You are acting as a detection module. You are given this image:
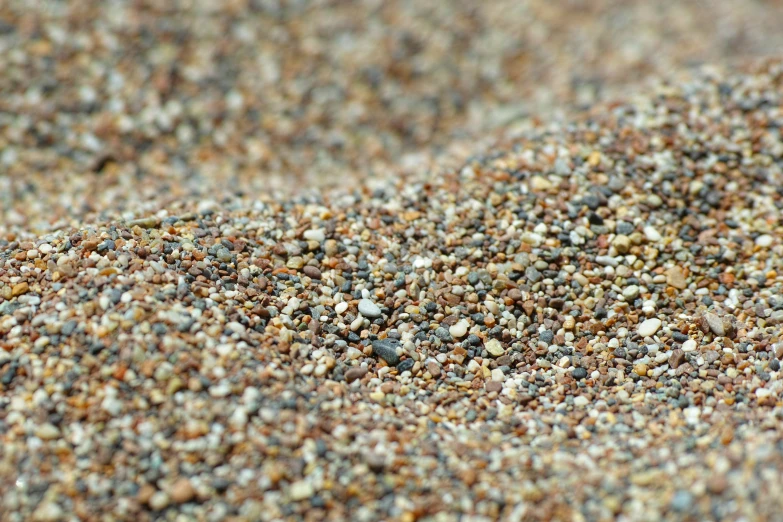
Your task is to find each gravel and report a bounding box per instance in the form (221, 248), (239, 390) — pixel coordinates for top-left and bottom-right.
(2, 3), (783, 521)
(4, 1), (783, 237)
(358, 299), (382, 319)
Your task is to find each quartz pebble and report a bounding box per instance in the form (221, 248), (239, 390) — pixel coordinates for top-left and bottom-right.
(755, 234), (773, 247)
(682, 339), (698, 352)
(638, 318), (662, 338)
(643, 226), (662, 242)
(449, 320), (469, 339)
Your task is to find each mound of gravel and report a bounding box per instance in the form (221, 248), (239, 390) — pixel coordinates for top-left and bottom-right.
(2, 60), (783, 521)
(4, 0), (783, 235)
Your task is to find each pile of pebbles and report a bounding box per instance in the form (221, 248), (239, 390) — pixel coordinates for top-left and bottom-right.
(4, 0), (783, 236)
(2, 61), (783, 520)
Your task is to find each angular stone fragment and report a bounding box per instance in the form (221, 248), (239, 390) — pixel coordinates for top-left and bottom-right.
(704, 312), (725, 336)
(485, 339), (505, 357)
(665, 267), (687, 289)
(669, 349), (686, 369)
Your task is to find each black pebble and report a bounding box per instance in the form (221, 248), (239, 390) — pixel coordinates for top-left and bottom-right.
(588, 212), (604, 225)
(572, 367), (588, 380)
(397, 359), (415, 373)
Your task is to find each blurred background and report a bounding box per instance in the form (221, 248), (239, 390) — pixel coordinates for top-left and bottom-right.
(2, 0), (783, 233)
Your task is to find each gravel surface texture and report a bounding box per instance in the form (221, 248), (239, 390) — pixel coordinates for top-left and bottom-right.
(2, 2), (783, 522)
(3, 62), (783, 521)
(3, 0), (783, 235)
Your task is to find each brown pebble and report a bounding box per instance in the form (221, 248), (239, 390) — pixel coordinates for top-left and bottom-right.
(706, 475), (728, 495)
(669, 349), (686, 369)
(507, 289), (522, 301)
(169, 478), (195, 504)
(486, 381), (502, 393)
(344, 366), (368, 383)
(303, 265), (322, 279)
(137, 484), (156, 505)
(82, 240), (100, 251)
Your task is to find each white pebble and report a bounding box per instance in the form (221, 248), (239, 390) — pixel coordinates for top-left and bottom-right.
(227, 321), (245, 335)
(638, 318), (662, 337)
(449, 320), (468, 338)
(102, 396), (123, 416)
(755, 234), (773, 247)
(643, 226), (662, 242)
(573, 396), (589, 407)
(622, 285), (640, 300)
(289, 480), (314, 501)
(303, 229), (325, 242)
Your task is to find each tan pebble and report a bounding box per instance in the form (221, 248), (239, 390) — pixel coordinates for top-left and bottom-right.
(169, 478), (196, 504)
(665, 266), (687, 289)
(35, 423), (60, 440)
(530, 176), (553, 191)
(324, 240), (339, 257)
(32, 501), (63, 522)
(286, 256), (304, 269)
(485, 339), (505, 357)
(138, 484), (156, 505)
(12, 282), (29, 297)
(612, 235), (631, 254)
(704, 312), (725, 337)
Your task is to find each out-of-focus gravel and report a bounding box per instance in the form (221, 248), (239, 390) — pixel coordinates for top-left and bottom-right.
(3, 0), (783, 235)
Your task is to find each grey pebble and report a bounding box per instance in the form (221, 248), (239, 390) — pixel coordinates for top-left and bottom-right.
(358, 299), (382, 318)
(371, 339), (400, 366)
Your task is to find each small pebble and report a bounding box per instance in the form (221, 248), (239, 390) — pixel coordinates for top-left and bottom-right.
(371, 339), (400, 366)
(638, 318), (662, 338)
(358, 299), (382, 318)
(449, 320), (469, 339)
